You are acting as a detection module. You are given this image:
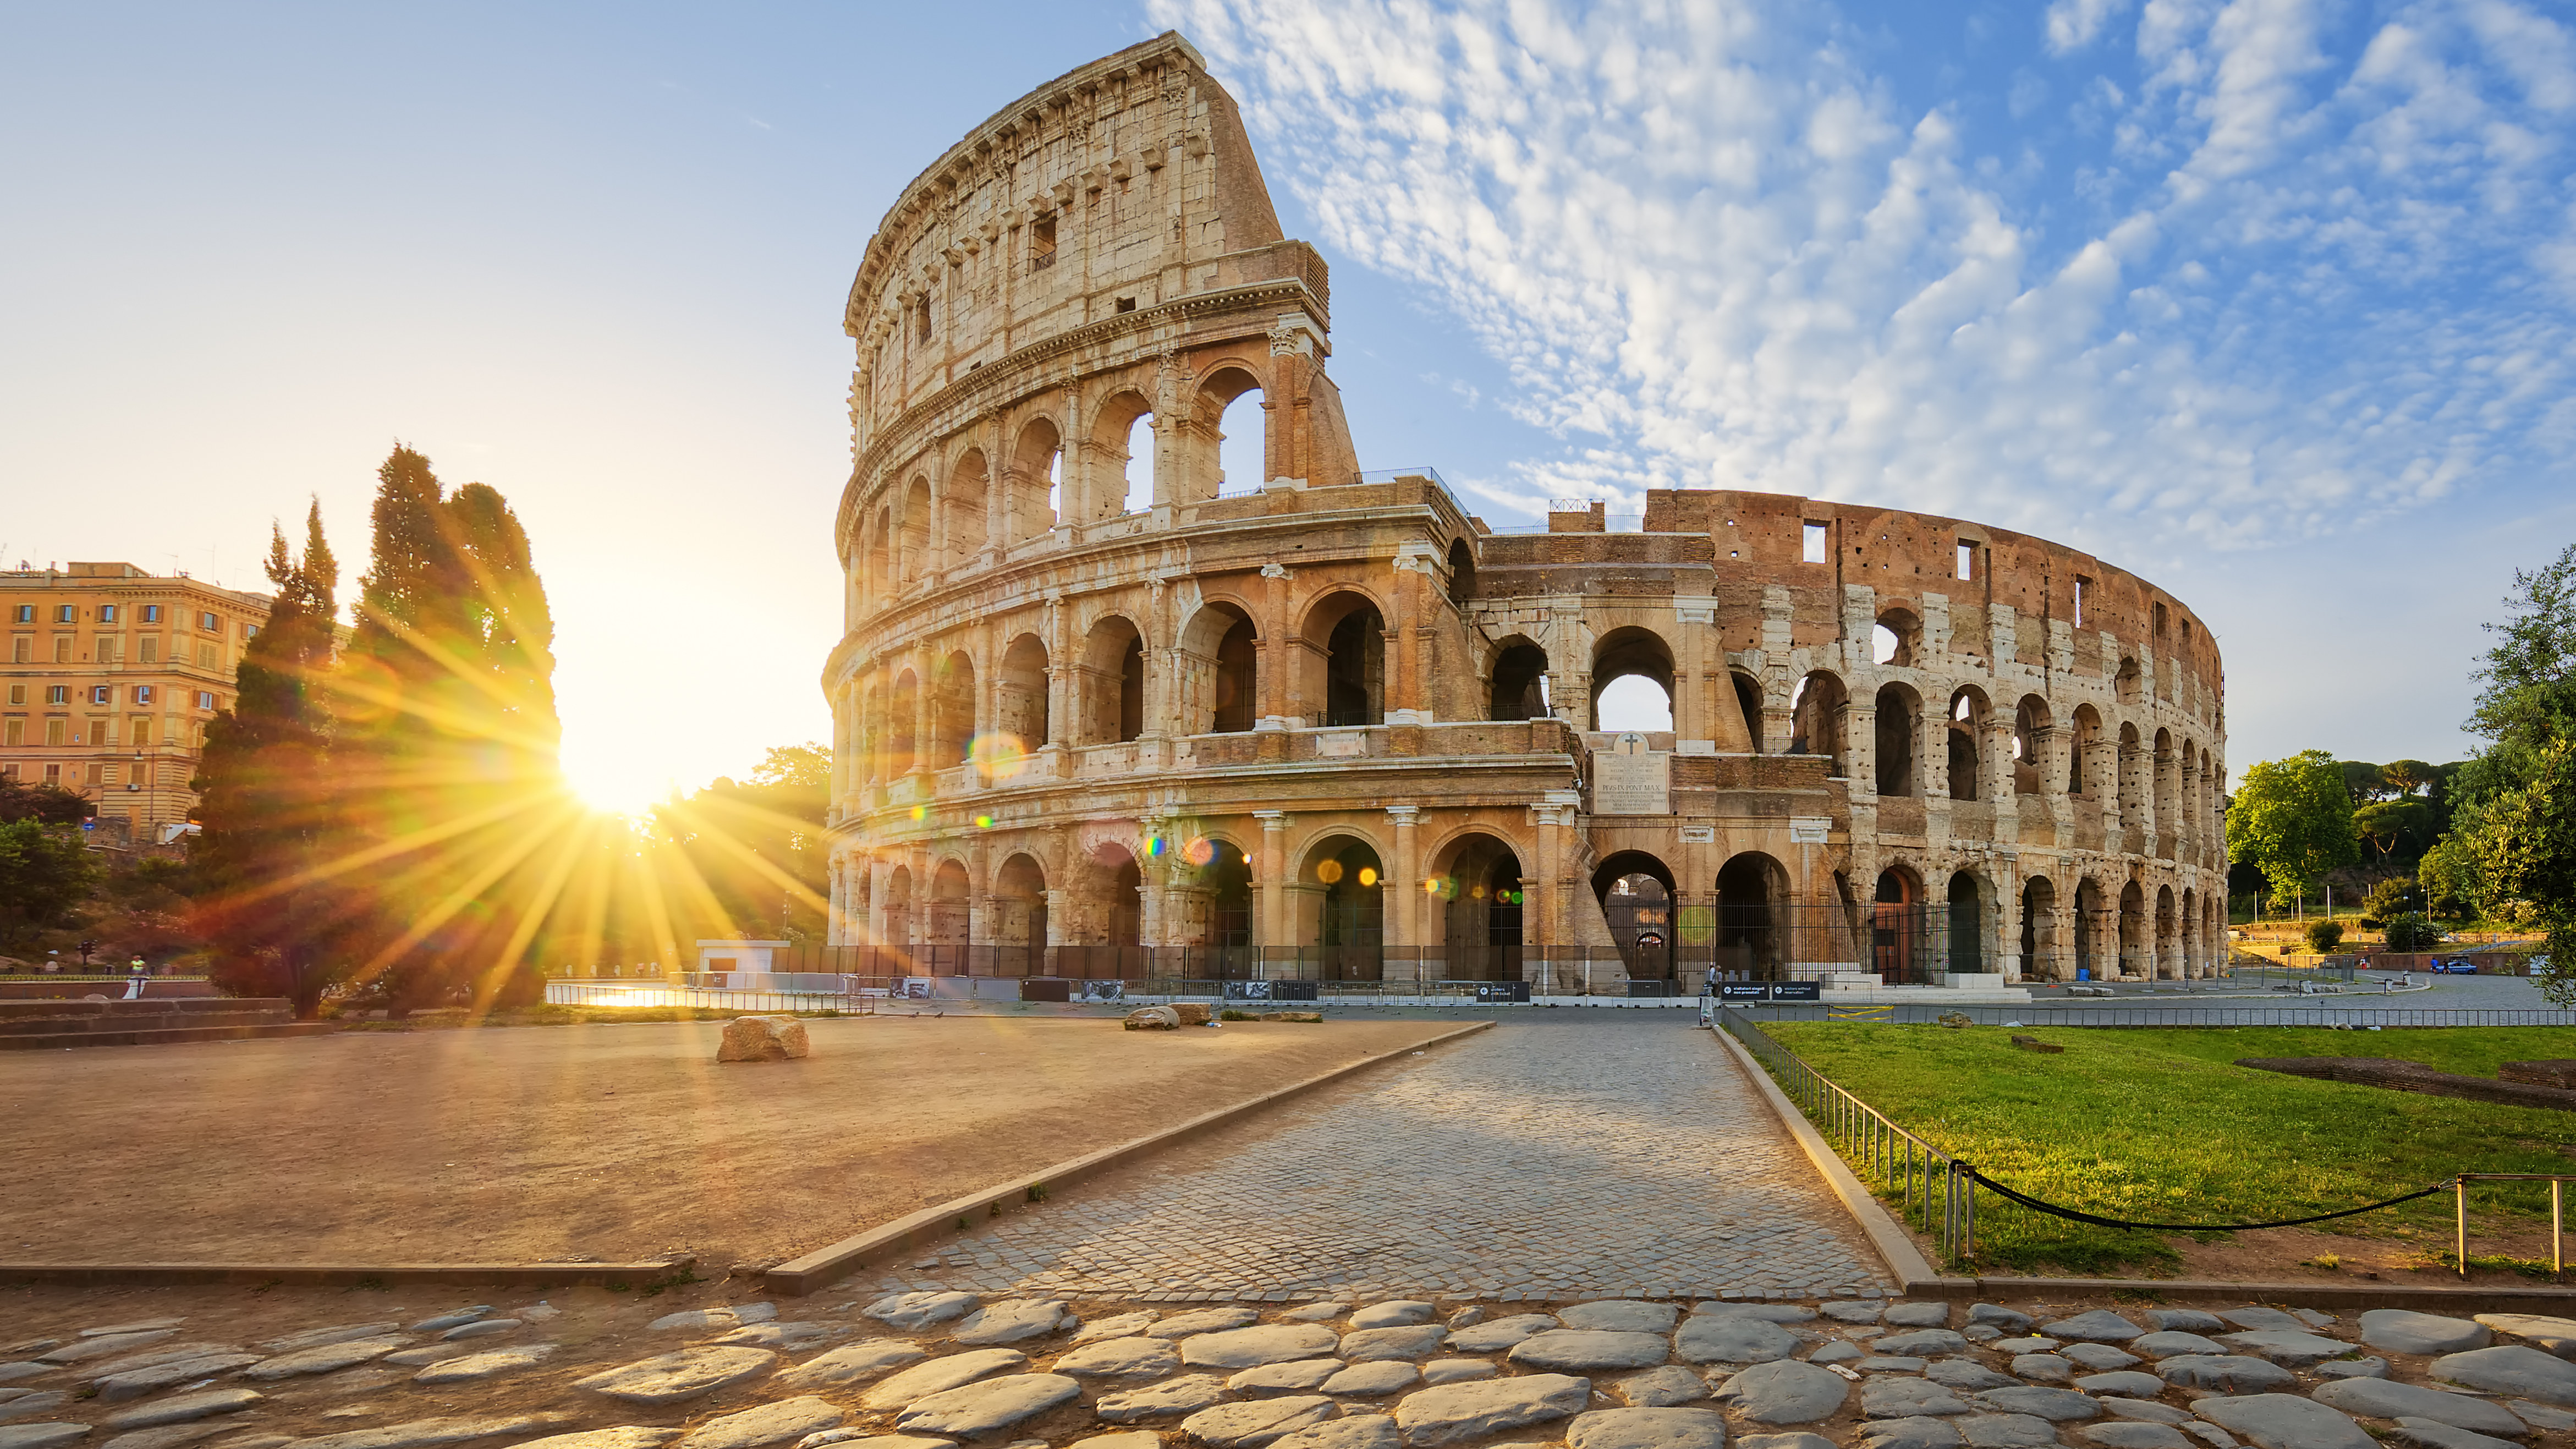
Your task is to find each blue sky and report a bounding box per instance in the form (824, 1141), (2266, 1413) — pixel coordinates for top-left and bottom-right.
(4, 1), (2571, 807)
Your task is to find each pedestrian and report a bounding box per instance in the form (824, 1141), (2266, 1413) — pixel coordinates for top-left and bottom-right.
(123, 958), (148, 1000)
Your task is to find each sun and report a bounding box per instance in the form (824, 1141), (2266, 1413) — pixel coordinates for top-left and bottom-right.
(562, 750), (676, 818)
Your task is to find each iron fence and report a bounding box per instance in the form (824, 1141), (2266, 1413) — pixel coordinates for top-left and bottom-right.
(1728, 1002), (2576, 1028)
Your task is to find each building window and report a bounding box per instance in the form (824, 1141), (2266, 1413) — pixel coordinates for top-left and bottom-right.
(100, 604), (118, 623)
(196, 691), (216, 710)
(90, 685), (112, 705)
(199, 611), (218, 630)
(45, 720), (66, 747)
(1115, 296), (1137, 313)
(2074, 575), (2090, 628)
(47, 686), (69, 705)
(95, 634), (120, 662)
(134, 685), (153, 705)
(43, 763), (61, 783)
(138, 636), (157, 663)
(13, 605), (31, 623)
(2, 720), (19, 747)
(53, 636), (71, 662)
(9, 637), (25, 663)
(55, 605), (74, 624)
(6, 684), (21, 704)
(196, 643), (216, 668)
(1031, 216), (1057, 271)
(1803, 522), (1828, 563)
(141, 605), (161, 623)
(131, 716), (153, 747)
(1957, 541), (1975, 581)
(244, 623), (259, 639)
(1, 759), (14, 776)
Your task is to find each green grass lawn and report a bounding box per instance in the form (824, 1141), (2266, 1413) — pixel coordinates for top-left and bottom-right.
(1760, 1022), (2576, 1275)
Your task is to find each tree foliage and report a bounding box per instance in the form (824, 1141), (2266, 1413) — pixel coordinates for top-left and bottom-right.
(0, 777), (95, 825)
(2228, 750), (2360, 899)
(2469, 736), (2576, 1003)
(0, 819), (98, 945)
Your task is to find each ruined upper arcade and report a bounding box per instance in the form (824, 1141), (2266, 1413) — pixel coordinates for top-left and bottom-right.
(821, 32), (2229, 993)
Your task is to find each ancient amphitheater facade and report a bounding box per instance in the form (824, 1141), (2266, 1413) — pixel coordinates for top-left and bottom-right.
(822, 34), (2227, 992)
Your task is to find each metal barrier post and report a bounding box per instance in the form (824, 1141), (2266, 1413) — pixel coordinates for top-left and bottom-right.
(2456, 1178), (2468, 1278)
(2558, 1179), (2565, 1280)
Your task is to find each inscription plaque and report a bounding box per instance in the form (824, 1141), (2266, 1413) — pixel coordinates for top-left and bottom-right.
(1593, 732), (1671, 815)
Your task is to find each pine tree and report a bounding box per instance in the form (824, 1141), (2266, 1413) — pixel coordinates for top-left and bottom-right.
(190, 501), (343, 1017)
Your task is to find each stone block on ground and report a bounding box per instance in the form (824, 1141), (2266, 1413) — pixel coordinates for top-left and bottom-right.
(243, 1337), (414, 1381)
(1095, 1375), (1228, 1423)
(1178, 1395), (1339, 1449)
(2132, 1333), (2226, 1360)
(1823, 1303), (1890, 1324)
(1855, 1417), (1963, 1449)
(513, 1433), (682, 1449)
(1230, 1360), (1344, 1395)
(2065, 1343), (2141, 1371)
(2191, 1395), (2375, 1449)
(437, 1320), (517, 1342)
(1322, 1363), (1418, 1396)
(0, 1428), (94, 1449)
(1184, 1325), (1343, 1369)
(102, 1424), (248, 1449)
(2042, 1313), (2145, 1343)
(1443, 1315), (1558, 1353)
(2510, 1401), (2576, 1431)
(406, 1310), (489, 1334)
(98, 1393), (260, 1434)
(412, 1346), (557, 1385)
(1925, 1362), (2017, 1392)
(1283, 1306), (1350, 1325)
(1697, 1304), (1818, 1324)
(2009, 1355), (2071, 1384)
(1563, 1407), (1728, 1449)
(1508, 1331), (1670, 1371)
(861, 1294), (977, 1332)
(859, 1351), (1029, 1412)
(1392, 1375), (1590, 1447)
(1615, 1366), (1710, 1407)
(1861, 1379), (1972, 1419)
(2475, 1315), (2576, 1360)
(1350, 1303), (1437, 1330)
(2314, 1360), (2387, 1381)
(1885, 1305), (1952, 1329)
(1973, 1387), (2100, 1422)
(2155, 1357), (2299, 1393)
(1053, 1337), (1180, 1381)
(1074, 1313), (1160, 1344)
(1872, 1332), (1971, 1357)
(1266, 1417), (1400, 1449)
(2146, 1311), (2227, 1335)
(1561, 1303), (1683, 1335)
(93, 1355), (262, 1402)
(2431, 1345), (2576, 1406)
(279, 1413), (574, 1449)
(2099, 1401), (2192, 1425)
(0, 1399), (64, 1428)
(258, 1324), (399, 1355)
(2079, 1425), (2193, 1449)
(40, 1331), (178, 1364)
(1968, 1307), (2033, 1332)
(1957, 1414), (2058, 1448)
(1339, 1327), (1448, 1363)
(895, 1374), (1082, 1439)
(1151, 1309), (1265, 1338)
(1676, 1316), (1798, 1365)
(574, 1347), (778, 1406)
(2216, 1332), (2359, 1368)
(2310, 1378), (2527, 1436)
(1171, 1002), (1213, 1025)
(949, 1301), (1071, 1347)
(2216, 1311), (2308, 1333)
(711, 1324), (844, 1353)
(1419, 1360), (1492, 1387)
(1069, 1435), (1162, 1449)
(1124, 1007), (1181, 1031)
(1808, 1343), (1863, 1366)
(717, 1015), (809, 1061)
(650, 1304), (778, 1333)
(1739, 1435), (1836, 1449)
(2358, 1313), (2488, 1357)
(682, 1398), (847, 1449)
(1714, 1361), (1850, 1424)
(2383, 1421), (2519, 1449)
(776, 1340), (927, 1391)
(2077, 1373), (2168, 1398)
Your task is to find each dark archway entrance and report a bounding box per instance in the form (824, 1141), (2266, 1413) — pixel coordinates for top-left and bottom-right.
(1873, 868), (1931, 985)
(1716, 852), (1788, 980)
(1303, 835), (1385, 980)
(1594, 851), (1676, 983)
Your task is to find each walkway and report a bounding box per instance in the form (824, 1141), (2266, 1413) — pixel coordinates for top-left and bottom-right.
(864, 1017), (1893, 1303)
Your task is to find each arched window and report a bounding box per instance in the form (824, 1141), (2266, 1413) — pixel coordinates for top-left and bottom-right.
(1446, 539), (1476, 606)
(1874, 607), (1920, 667)
(1591, 627), (1676, 733)
(1732, 673), (1765, 753)
(1875, 683), (1919, 797)
(1218, 386), (1265, 490)
(887, 671), (919, 776)
(1011, 418), (1062, 542)
(1304, 592), (1385, 727)
(931, 650), (976, 768)
(996, 634), (1050, 755)
(1788, 672), (1848, 775)
(1123, 411), (1155, 514)
(946, 451), (989, 567)
(1490, 640), (1550, 721)
(1091, 389), (1154, 523)
(1947, 688), (1987, 800)
(1178, 602), (1259, 734)
(901, 476), (932, 578)
(1081, 617), (1146, 744)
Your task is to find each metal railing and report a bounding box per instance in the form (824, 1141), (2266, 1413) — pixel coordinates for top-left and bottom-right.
(1718, 1008), (1976, 1266)
(1727, 1002), (2576, 1028)
(2457, 1175), (2574, 1278)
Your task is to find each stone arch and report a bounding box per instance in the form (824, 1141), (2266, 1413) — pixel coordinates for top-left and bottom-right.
(1301, 588), (1387, 727)
(1067, 840), (1144, 951)
(1009, 416), (1062, 542)
(1176, 599), (1259, 735)
(1947, 869), (1988, 974)
(1715, 850), (1792, 980)
(1590, 626), (1676, 732)
(1489, 636), (1550, 721)
(1446, 538), (1476, 607)
(996, 633), (1050, 755)
(1189, 363), (1266, 500)
(1875, 682), (1921, 797)
(866, 503), (891, 603)
(2069, 703), (2103, 795)
(1427, 830), (1525, 982)
(2155, 882), (2179, 979)
(927, 858), (973, 953)
(2119, 879), (2147, 978)
(1176, 833), (1255, 963)
(887, 669), (920, 776)
(1089, 387), (1155, 523)
(2154, 726), (2176, 823)
(901, 475), (932, 578)
(1874, 606), (1921, 667)
(2013, 694), (2051, 795)
(2178, 884), (2198, 977)
(930, 649), (976, 769)
(991, 853), (1050, 971)
(2116, 655), (2143, 705)
(1732, 672), (1766, 754)
(2020, 875), (2059, 979)
(882, 864), (914, 951)
(1079, 614), (1146, 744)
(945, 448), (990, 567)
(1297, 831), (1386, 979)
(1789, 671), (1849, 775)
(1872, 865), (1932, 985)
(1593, 850), (1677, 983)
(1947, 685), (1991, 800)
(2073, 874), (2110, 979)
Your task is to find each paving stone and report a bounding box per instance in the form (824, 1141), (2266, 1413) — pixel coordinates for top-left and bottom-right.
(1151, 1309), (1265, 1338)
(1676, 1318), (1798, 1365)
(2382, 1421), (2518, 1449)
(1229, 1361), (1342, 1395)
(2078, 1424), (2191, 1449)
(795, 1436), (948, 1449)
(1068, 1434), (1161, 1449)
(680, 1398), (847, 1449)
(1185, 1326), (1344, 1370)
(39, 1331), (179, 1365)
(2154, 1358), (2299, 1393)
(951, 1301), (1071, 1347)
(260, 1325), (400, 1355)
(1926, 1362), (2018, 1392)
(574, 1347), (779, 1406)
(1053, 1337), (1180, 1381)
(90, 1345), (246, 1379)
(1993, 1340), (2062, 1356)
(2184, 1422), (2237, 1448)
(1885, 1305), (1952, 1329)
(1508, 1331), (1670, 1371)
(779, 1341), (927, 1392)
(1957, 1414), (2058, 1448)
(2043, 1314), (2145, 1343)
(84, 1323), (186, 1341)
(1738, 1435), (1835, 1449)
(1324, 1363), (1419, 1396)
(2097, 1402), (2191, 1425)
(2309, 1378), (2527, 1436)
(512, 1432), (683, 1449)
(101, 1424), (245, 1449)
(2215, 1333), (2358, 1368)
(280, 1413), (574, 1449)
(2509, 1400), (2576, 1431)
(711, 1324), (845, 1353)
(860, 1294), (979, 1332)
(1419, 1360), (1491, 1387)
(95, 1356), (263, 1402)
(1714, 1359), (1852, 1424)
(1809, 1344), (1863, 1366)
(1339, 1329), (1449, 1364)
(2431, 1345), (2576, 1405)
(1560, 1304), (1682, 1335)
(895, 1374), (1082, 1438)
(1863, 1379), (1973, 1419)
(1825, 1304), (1891, 1325)
(1266, 1416), (1399, 1449)
(1284, 1307), (1351, 1326)
(859, 1352), (1030, 1412)
(1963, 1328), (2003, 1344)
(2064, 1344), (2140, 1372)
(243, 1338), (415, 1381)
(1350, 1304), (1437, 1331)
(2215, 1311), (2307, 1334)
(1392, 1375), (1589, 1448)
(1854, 1417), (1964, 1449)
(1179, 1395), (1340, 1449)
(2355, 1313), (2489, 1358)
(0, 1398), (66, 1425)
(0, 1427), (93, 1449)
(385, 1348), (463, 1367)
(1443, 1316), (1558, 1354)
(1974, 1388), (2100, 1423)
(2190, 1396), (2374, 1449)
(2130, 1335), (2225, 1360)
(2012, 1356), (2073, 1384)
(1700, 1305), (1818, 1324)
(1874, 1332), (1972, 1357)
(406, 1310), (490, 1334)
(2475, 1315), (2576, 1360)
(436, 1321), (516, 1342)
(1859, 1360), (1927, 1375)
(411, 1347), (556, 1385)
(2145, 1313), (2226, 1335)
(1073, 1313), (1159, 1344)
(1563, 1407), (1727, 1449)
(1096, 1374), (1229, 1420)
(2078, 1373), (2166, 1399)
(0, 1370), (45, 1388)
(2313, 1360), (2386, 1382)
(1614, 1366), (1708, 1407)
(1969, 1308), (2034, 1332)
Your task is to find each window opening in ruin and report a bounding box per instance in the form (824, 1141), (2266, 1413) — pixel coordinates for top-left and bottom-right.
(1597, 857), (1674, 981)
(1047, 448), (1063, 521)
(1594, 676), (1671, 732)
(915, 299), (932, 344)
(1874, 684), (1918, 796)
(1031, 216), (1057, 271)
(1490, 642), (1548, 721)
(1716, 853), (1785, 979)
(1948, 873), (1984, 972)
(1218, 387), (1265, 490)
(1122, 413), (1155, 514)
(1211, 613), (1257, 733)
(1115, 296), (1136, 313)
(1803, 522), (1828, 562)
(1446, 539), (1476, 606)
(1872, 869), (1926, 984)
(2074, 575), (2090, 627)
(998, 634), (1049, 755)
(936, 652), (977, 767)
(1324, 602), (1386, 727)
(1312, 838), (1385, 979)
(1872, 625), (1900, 666)
(1197, 839), (1254, 963)
(1957, 541), (1974, 580)
(1117, 633), (1144, 740)
(1732, 673), (1765, 752)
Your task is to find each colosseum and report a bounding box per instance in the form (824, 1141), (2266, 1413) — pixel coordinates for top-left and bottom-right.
(821, 32), (2228, 998)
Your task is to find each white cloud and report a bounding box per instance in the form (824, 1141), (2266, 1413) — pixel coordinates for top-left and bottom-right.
(2047, 0), (2135, 54)
(1152, 0), (2576, 551)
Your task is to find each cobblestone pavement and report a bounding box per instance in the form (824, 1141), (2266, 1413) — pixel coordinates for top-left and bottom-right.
(871, 1018), (1893, 1303)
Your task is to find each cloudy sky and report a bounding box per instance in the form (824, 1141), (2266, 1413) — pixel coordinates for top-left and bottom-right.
(5, 1), (2570, 807)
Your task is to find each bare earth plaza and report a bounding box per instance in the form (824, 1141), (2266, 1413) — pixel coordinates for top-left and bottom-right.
(13, 20), (2576, 1449)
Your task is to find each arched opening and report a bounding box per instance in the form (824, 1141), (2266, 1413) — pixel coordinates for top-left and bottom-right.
(902, 476), (932, 578)
(887, 670), (919, 776)
(1872, 868), (1929, 985)
(1445, 539), (1476, 606)
(931, 650), (976, 769)
(2119, 880), (2147, 978)
(2154, 727), (2176, 822)
(1010, 417), (1062, 542)
(2073, 876), (2106, 979)
(1189, 837), (1254, 969)
(1591, 627), (1676, 732)
(996, 634), (1050, 758)
(1062, 842), (1143, 975)
(927, 859), (972, 964)
(2069, 704), (2102, 795)
(1123, 413), (1155, 514)
(946, 451), (989, 567)
(1431, 833), (1525, 982)
(2013, 695), (2051, 795)
(1489, 639), (1550, 721)
(1299, 834), (1385, 980)
(1217, 385), (1266, 491)
(1875, 683), (1920, 797)
(991, 854), (1048, 975)
(1716, 852), (1788, 980)
(1947, 872), (1984, 974)
(1080, 616), (1146, 744)
(1303, 591), (1386, 727)
(866, 506), (891, 602)
(1732, 673), (1766, 753)
(1874, 607), (1920, 667)
(1593, 851), (1676, 983)
(2021, 876), (2058, 980)
(1178, 602), (1259, 735)
(1092, 390), (1154, 522)
(1948, 687), (1988, 800)
(882, 865), (913, 951)
(2116, 656), (2143, 705)
(1789, 671), (1849, 775)
(2155, 883), (2178, 979)
(2118, 722), (2144, 832)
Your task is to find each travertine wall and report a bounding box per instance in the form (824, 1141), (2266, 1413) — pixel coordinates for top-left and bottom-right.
(822, 32), (2228, 986)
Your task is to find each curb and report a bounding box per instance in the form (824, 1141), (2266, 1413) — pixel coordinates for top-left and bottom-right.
(0, 1259), (695, 1289)
(1708, 1022), (1937, 1288)
(762, 1018), (1497, 1296)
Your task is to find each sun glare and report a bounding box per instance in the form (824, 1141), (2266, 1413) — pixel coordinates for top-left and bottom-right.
(564, 750), (676, 817)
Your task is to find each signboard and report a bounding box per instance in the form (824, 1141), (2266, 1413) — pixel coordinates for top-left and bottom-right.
(1474, 981), (1531, 1003)
(1223, 979), (1320, 1001)
(1678, 825), (1715, 843)
(1789, 816), (1832, 844)
(1718, 983), (1769, 1001)
(1772, 980), (1822, 1001)
(1077, 980), (1127, 1003)
(1594, 733), (1671, 815)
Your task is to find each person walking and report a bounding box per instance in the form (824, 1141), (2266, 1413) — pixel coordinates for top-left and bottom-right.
(123, 958), (148, 1000)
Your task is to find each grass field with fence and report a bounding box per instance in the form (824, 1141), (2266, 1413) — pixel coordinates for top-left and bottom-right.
(1763, 1020), (2576, 1275)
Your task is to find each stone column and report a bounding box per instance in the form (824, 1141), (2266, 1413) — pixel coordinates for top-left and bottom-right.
(1847, 702), (1878, 797)
(1255, 810), (1289, 948)
(1993, 859), (2020, 981)
(867, 859), (894, 954)
(1530, 798), (1564, 986)
(1386, 805), (1421, 969)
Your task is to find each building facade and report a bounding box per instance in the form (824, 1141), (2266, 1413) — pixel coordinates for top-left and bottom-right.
(820, 33), (2228, 990)
(2, 562), (270, 838)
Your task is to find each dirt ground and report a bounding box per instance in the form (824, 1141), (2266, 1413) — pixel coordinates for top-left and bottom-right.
(1, 1015), (1457, 1270)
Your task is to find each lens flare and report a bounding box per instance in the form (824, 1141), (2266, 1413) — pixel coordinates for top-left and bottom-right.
(1422, 876), (1443, 895)
(1182, 836), (1216, 867)
(969, 732), (1028, 782)
(1357, 865), (1378, 887)
(1316, 859), (1344, 884)
(974, 814), (994, 828)
(1144, 836), (1166, 857)
(909, 804), (927, 821)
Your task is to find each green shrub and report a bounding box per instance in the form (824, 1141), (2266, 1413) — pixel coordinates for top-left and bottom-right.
(2384, 914), (2442, 952)
(2305, 919), (2346, 954)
